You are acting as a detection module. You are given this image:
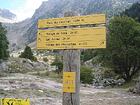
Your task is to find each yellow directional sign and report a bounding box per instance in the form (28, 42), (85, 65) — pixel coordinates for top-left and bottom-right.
(63, 72), (76, 93)
(1, 98), (30, 105)
(38, 14), (106, 28)
(37, 27), (106, 49)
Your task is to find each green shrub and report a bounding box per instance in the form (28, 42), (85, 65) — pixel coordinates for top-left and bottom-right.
(51, 61), (63, 74)
(81, 50), (95, 62)
(32, 56), (37, 62)
(0, 23), (9, 60)
(43, 57), (48, 62)
(51, 56), (63, 74)
(80, 66), (94, 84)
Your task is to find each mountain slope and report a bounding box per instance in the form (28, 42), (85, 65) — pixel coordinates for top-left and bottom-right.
(5, 0), (140, 50)
(0, 9), (16, 23)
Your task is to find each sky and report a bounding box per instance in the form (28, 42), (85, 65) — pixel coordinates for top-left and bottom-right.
(0, 0), (48, 21)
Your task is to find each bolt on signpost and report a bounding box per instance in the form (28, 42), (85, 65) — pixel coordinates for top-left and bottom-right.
(37, 11), (106, 105)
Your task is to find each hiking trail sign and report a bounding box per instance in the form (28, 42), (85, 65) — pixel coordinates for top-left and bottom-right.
(37, 14), (106, 49)
(37, 12), (106, 105)
(37, 27), (106, 49)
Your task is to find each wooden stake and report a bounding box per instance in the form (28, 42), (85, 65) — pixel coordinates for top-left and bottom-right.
(63, 12), (80, 105)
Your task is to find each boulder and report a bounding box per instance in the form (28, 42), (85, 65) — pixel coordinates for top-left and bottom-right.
(131, 79), (140, 94)
(0, 61), (9, 71)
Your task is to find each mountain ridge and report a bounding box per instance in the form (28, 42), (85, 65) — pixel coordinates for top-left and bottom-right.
(0, 9), (16, 23)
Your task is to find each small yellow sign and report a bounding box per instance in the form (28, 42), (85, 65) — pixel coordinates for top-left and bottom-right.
(1, 98), (30, 105)
(37, 27), (106, 49)
(63, 72), (76, 93)
(38, 14), (106, 28)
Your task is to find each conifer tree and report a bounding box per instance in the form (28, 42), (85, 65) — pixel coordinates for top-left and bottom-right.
(20, 46), (37, 61)
(0, 23), (9, 60)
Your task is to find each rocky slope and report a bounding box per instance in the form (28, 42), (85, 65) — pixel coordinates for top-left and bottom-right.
(5, 0), (140, 49)
(0, 58), (49, 73)
(4, 19), (32, 51)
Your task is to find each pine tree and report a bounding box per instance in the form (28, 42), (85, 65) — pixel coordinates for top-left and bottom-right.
(0, 23), (9, 60)
(19, 46), (37, 61)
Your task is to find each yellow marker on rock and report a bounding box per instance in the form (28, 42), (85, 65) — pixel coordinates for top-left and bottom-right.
(1, 98), (30, 105)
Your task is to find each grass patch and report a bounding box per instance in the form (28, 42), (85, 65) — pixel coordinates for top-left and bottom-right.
(0, 72), (8, 77)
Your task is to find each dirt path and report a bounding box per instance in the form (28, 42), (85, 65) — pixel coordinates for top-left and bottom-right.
(0, 73), (140, 105)
(81, 87), (140, 105)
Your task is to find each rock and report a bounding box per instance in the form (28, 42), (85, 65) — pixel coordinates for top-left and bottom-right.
(133, 81), (140, 94)
(38, 90), (44, 93)
(9, 80), (15, 84)
(6, 58), (49, 72)
(93, 78), (125, 88)
(0, 61), (9, 71)
(87, 62), (125, 88)
(32, 62), (48, 70)
(30, 83), (39, 89)
(116, 79), (125, 86)
(84, 59), (94, 68)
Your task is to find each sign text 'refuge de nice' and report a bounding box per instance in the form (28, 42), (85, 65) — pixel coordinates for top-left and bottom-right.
(37, 14), (106, 50)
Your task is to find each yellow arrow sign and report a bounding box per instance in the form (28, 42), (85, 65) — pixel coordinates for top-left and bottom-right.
(38, 14), (106, 28)
(63, 72), (76, 93)
(37, 27), (106, 49)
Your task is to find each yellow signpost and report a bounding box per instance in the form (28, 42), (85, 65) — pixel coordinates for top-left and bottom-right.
(63, 72), (76, 93)
(37, 13), (106, 105)
(37, 27), (106, 49)
(38, 14), (105, 28)
(1, 98), (30, 105)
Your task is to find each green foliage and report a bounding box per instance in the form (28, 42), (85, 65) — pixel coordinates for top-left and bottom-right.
(19, 46), (37, 61)
(101, 68), (117, 79)
(99, 16), (140, 81)
(51, 56), (63, 74)
(80, 66), (94, 84)
(122, 3), (140, 22)
(81, 50), (95, 62)
(43, 57), (48, 62)
(32, 56), (38, 62)
(0, 23), (9, 60)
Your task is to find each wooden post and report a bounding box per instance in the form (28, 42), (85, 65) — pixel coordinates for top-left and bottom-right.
(63, 12), (80, 105)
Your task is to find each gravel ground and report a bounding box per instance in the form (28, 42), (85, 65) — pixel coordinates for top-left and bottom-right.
(0, 73), (140, 105)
